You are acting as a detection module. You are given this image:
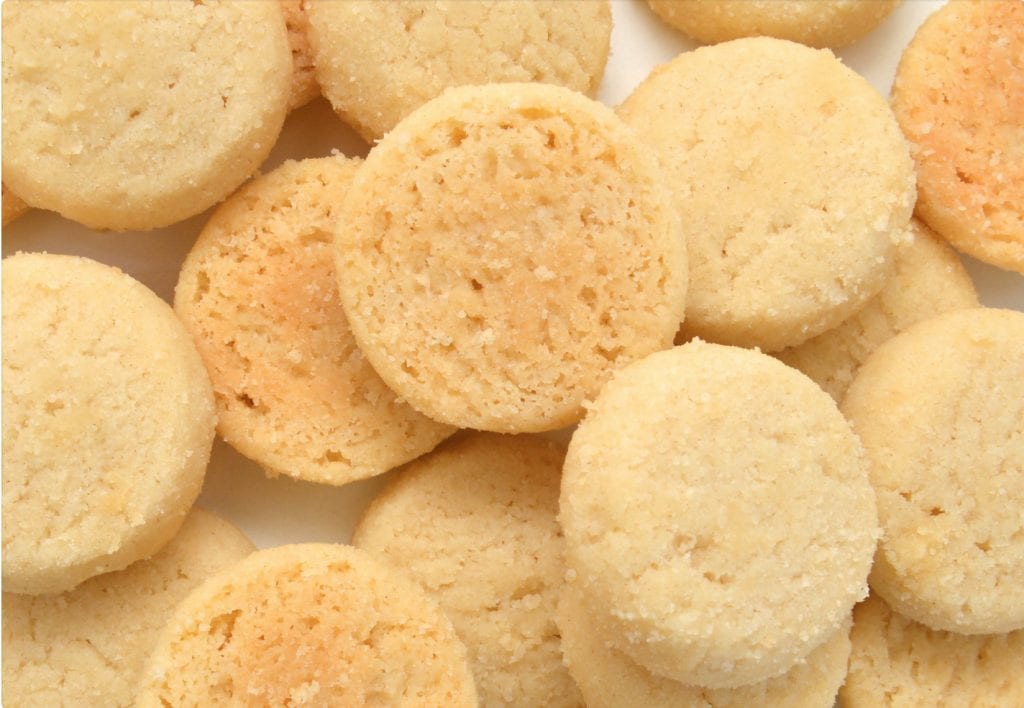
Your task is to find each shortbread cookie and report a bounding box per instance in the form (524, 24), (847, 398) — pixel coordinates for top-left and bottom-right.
(560, 341), (878, 687)
(175, 156), (454, 486)
(1, 0), (291, 231)
(776, 218), (978, 401)
(842, 308), (1024, 634)
(336, 83), (686, 433)
(841, 595), (1024, 708)
(2, 182), (28, 225)
(135, 544), (477, 706)
(647, 0), (899, 49)
(891, 0), (1024, 273)
(558, 584), (852, 708)
(353, 433), (582, 708)
(307, 0), (612, 140)
(619, 37), (915, 351)
(282, 0), (319, 111)
(2, 253), (216, 595)
(2, 509), (254, 708)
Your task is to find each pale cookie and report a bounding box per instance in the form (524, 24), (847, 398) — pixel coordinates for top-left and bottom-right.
(1, 0), (291, 231)
(647, 0), (899, 49)
(2, 253), (216, 595)
(842, 308), (1024, 634)
(841, 595), (1024, 708)
(175, 156), (454, 486)
(135, 544), (477, 706)
(282, 0), (320, 111)
(558, 583), (852, 708)
(891, 0), (1024, 273)
(619, 37), (915, 351)
(353, 432), (582, 708)
(776, 218), (978, 401)
(560, 341), (878, 688)
(306, 0), (612, 140)
(336, 83), (686, 433)
(2, 182), (28, 225)
(2, 509), (254, 708)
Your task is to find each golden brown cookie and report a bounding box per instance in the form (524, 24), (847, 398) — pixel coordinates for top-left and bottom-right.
(2, 181), (28, 225)
(281, 0), (319, 111)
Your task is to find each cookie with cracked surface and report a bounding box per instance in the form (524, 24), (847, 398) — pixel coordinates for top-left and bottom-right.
(842, 308), (1024, 634)
(2, 253), (216, 595)
(2, 509), (254, 708)
(306, 0), (612, 140)
(353, 432), (582, 708)
(335, 82), (686, 433)
(135, 544), (477, 707)
(175, 156), (454, 486)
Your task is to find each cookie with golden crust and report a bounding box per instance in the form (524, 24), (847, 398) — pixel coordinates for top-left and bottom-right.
(135, 544), (477, 707)
(2, 182), (28, 225)
(175, 156), (454, 486)
(335, 83), (686, 433)
(842, 308), (1024, 635)
(891, 0), (1024, 273)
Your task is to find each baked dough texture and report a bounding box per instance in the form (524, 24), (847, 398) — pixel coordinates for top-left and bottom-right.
(1, 0), (291, 231)
(353, 432), (582, 708)
(335, 82), (686, 433)
(2, 253), (216, 595)
(619, 37), (916, 351)
(842, 308), (1024, 634)
(841, 594), (1024, 708)
(281, 0), (319, 111)
(2, 181), (28, 225)
(135, 544), (477, 707)
(175, 156), (454, 486)
(2, 509), (255, 708)
(558, 583), (852, 708)
(891, 0), (1024, 273)
(776, 218), (978, 401)
(306, 0), (612, 140)
(560, 341), (878, 688)
(647, 0), (899, 49)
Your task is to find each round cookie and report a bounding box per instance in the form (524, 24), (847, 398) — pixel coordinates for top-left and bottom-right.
(135, 544), (477, 706)
(618, 37), (916, 351)
(2, 181), (28, 225)
(647, 0), (899, 49)
(775, 218), (979, 402)
(335, 82), (686, 433)
(558, 583), (852, 708)
(307, 0), (612, 140)
(559, 341), (878, 688)
(175, 156), (454, 486)
(2, 509), (254, 708)
(1, 0), (291, 231)
(352, 432), (582, 708)
(891, 0), (1024, 273)
(281, 0), (320, 111)
(841, 308), (1024, 634)
(2, 253), (216, 595)
(841, 594), (1024, 708)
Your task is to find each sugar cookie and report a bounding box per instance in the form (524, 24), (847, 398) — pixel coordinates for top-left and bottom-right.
(619, 37), (915, 351)
(2, 253), (216, 595)
(175, 156), (454, 486)
(353, 432), (582, 707)
(842, 308), (1024, 634)
(2, 182), (28, 225)
(282, 0), (319, 111)
(135, 544), (477, 706)
(335, 83), (686, 433)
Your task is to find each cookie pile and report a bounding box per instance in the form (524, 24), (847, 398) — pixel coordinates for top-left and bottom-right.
(2, 1), (1022, 706)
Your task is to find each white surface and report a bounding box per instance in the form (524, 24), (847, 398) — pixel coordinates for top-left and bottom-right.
(2, 0), (1020, 550)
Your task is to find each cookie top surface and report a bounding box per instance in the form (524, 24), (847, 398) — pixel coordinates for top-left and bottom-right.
(559, 341), (878, 687)
(307, 0), (611, 140)
(1, 0), (291, 231)
(2, 253), (216, 595)
(335, 82), (687, 433)
(281, 0), (319, 111)
(2, 509), (254, 708)
(618, 37), (915, 351)
(841, 595), (1024, 708)
(353, 432), (582, 708)
(776, 218), (979, 401)
(842, 308), (1024, 634)
(891, 0), (1024, 273)
(175, 156), (454, 486)
(135, 543), (477, 707)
